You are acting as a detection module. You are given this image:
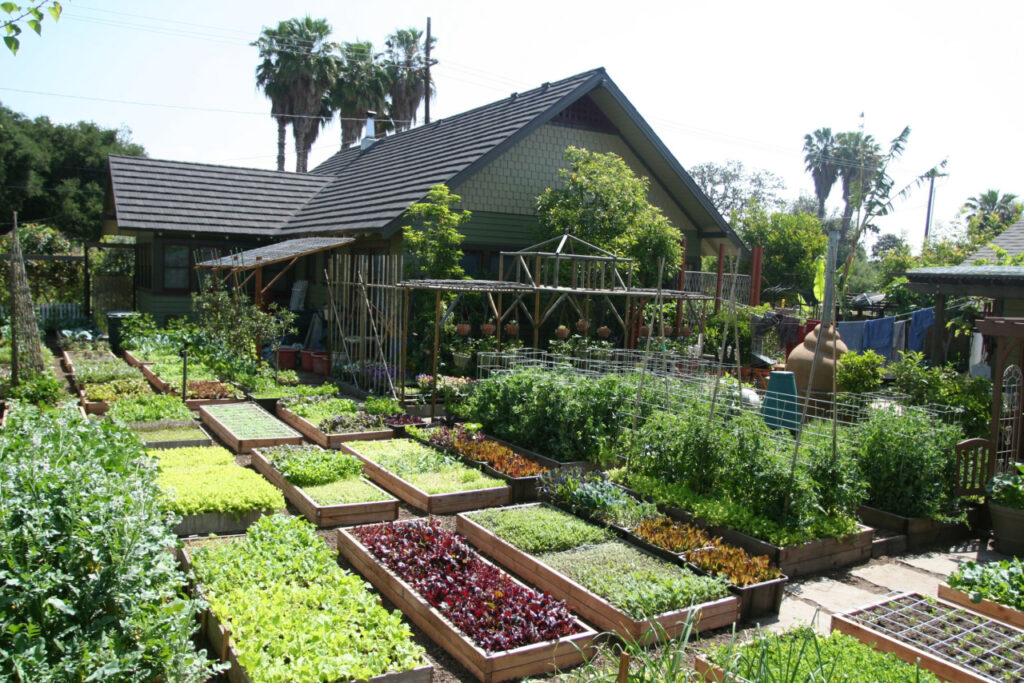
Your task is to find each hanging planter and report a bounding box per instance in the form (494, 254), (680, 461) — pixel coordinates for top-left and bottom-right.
(456, 323), (471, 336)
(680, 325), (692, 338)
(555, 325), (570, 339)
(576, 320), (590, 333)
(480, 322), (496, 336)
(596, 326), (611, 339)
(638, 325), (651, 337)
(504, 322), (519, 337)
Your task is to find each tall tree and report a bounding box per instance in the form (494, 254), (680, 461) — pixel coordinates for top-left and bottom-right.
(833, 130), (882, 241)
(688, 160), (785, 217)
(737, 202), (827, 293)
(252, 25), (295, 171)
(383, 27), (436, 134)
(802, 128), (839, 220)
(962, 189), (1022, 243)
(251, 17), (338, 173)
(329, 41), (390, 148)
(2, 0), (63, 55)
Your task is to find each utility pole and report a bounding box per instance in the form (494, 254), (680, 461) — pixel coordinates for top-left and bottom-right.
(423, 17), (432, 125)
(922, 168), (948, 246)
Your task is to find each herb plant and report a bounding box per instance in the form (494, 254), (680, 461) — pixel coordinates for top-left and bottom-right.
(191, 515), (425, 682)
(364, 394), (403, 415)
(318, 412), (387, 434)
(155, 446), (285, 517)
(281, 395), (358, 423)
(82, 376), (152, 401)
(353, 519), (581, 652)
(541, 468), (657, 527)
(73, 358), (142, 384)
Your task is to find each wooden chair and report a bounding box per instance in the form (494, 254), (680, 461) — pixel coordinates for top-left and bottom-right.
(953, 438), (995, 497)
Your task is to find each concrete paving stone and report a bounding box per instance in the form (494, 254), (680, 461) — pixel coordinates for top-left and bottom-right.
(760, 595), (828, 634)
(899, 543), (1009, 578)
(850, 562), (941, 596)
(786, 577), (884, 617)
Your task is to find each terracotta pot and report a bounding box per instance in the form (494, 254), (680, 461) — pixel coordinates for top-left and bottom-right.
(576, 320), (590, 333)
(504, 323), (519, 337)
(596, 326), (611, 339)
(456, 323), (471, 336)
(275, 347), (298, 370)
(679, 325), (691, 338)
(786, 323), (847, 395)
(638, 325), (651, 337)
(555, 326), (570, 339)
(480, 323), (496, 336)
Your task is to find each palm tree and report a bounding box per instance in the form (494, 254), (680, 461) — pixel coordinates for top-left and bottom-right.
(252, 17), (338, 172)
(383, 28), (436, 134)
(252, 25), (295, 171)
(833, 131), (881, 241)
(964, 190), (1020, 224)
(329, 41), (390, 148)
(802, 128), (839, 220)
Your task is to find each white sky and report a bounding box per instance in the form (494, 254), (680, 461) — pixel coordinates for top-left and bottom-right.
(4, 0), (1022, 252)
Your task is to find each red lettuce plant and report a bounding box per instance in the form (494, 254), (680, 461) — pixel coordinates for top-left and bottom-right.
(353, 519), (579, 652)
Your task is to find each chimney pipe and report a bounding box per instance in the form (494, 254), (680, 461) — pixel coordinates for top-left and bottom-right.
(361, 110), (377, 151)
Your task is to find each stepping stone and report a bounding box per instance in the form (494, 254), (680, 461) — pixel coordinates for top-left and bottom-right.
(786, 577), (883, 616)
(762, 595), (827, 634)
(851, 562), (940, 595)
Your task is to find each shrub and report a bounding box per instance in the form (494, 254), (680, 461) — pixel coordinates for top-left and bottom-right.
(890, 351), (991, 438)
(0, 404), (213, 681)
(4, 370), (65, 405)
(627, 406), (729, 494)
(853, 408), (960, 518)
(837, 350), (885, 394)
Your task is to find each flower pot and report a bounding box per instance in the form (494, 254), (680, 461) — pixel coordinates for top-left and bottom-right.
(576, 320), (590, 333)
(275, 347), (298, 370)
(638, 325), (651, 337)
(990, 501), (1024, 556)
(452, 352), (471, 370)
(555, 327), (570, 339)
(300, 349), (317, 371)
(504, 323), (519, 337)
(596, 326), (611, 339)
(456, 323), (471, 336)
(680, 325), (691, 338)
(311, 351), (329, 376)
(480, 323), (496, 336)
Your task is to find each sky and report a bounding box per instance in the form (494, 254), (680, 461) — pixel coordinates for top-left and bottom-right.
(4, 0), (1023, 253)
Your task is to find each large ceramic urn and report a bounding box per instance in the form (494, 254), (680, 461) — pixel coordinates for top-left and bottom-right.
(785, 323), (848, 395)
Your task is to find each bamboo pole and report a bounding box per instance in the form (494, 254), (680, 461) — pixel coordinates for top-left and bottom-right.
(431, 289), (441, 421)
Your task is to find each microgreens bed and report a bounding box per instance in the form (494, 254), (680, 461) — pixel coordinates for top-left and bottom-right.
(260, 444), (389, 506)
(154, 446), (284, 518)
(190, 515), (426, 682)
(354, 439), (504, 494)
(415, 424), (548, 478)
(108, 393), (194, 423)
(202, 402), (299, 439)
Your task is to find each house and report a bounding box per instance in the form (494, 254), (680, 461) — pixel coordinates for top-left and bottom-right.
(105, 67), (745, 323)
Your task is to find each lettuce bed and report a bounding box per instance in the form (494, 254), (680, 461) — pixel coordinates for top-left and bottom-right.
(260, 444), (389, 506)
(154, 446), (284, 517)
(191, 515), (425, 682)
(355, 439), (503, 494)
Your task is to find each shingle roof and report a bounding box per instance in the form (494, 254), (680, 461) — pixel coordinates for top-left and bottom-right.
(965, 219), (1024, 263)
(109, 155), (333, 235)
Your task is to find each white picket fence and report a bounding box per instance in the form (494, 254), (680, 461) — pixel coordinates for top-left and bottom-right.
(0, 302), (84, 326)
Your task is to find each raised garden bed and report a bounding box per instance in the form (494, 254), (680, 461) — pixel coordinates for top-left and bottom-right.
(831, 591), (1024, 683)
(857, 504), (978, 551)
(666, 506), (873, 578)
(410, 425), (565, 502)
(182, 515), (431, 683)
(343, 439), (511, 514)
(154, 445), (285, 535)
(251, 445), (398, 527)
(140, 362), (174, 393)
(939, 583), (1024, 630)
(121, 349), (152, 368)
(130, 420), (213, 449)
(941, 558), (1024, 629)
(277, 400), (393, 448)
(199, 402), (302, 454)
(458, 504), (739, 642)
(338, 520), (597, 683)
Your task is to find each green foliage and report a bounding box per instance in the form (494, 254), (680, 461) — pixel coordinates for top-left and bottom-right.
(3, 369), (63, 405)
(948, 558), (1024, 611)
(132, 423), (206, 444)
(852, 408), (960, 518)
(711, 627), (940, 682)
(0, 404), (213, 681)
(0, 104), (144, 239)
(107, 393), (194, 423)
(689, 160), (787, 216)
(73, 358), (141, 383)
(540, 541), (730, 619)
(883, 276), (932, 313)
(81, 376), (151, 401)
(628, 406), (730, 495)
(465, 368), (654, 463)
(280, 395), (357, 422)
(262, 444), (363, 487)
(191, 515), (425, 682)
(355, 439), (503, 494)
(192, 289), (296, 368)
(536, 146), (683, 286)
(467, 505), (612, 554)
(837, 350), (886, 393)
(987, 462), (1024, 510)
(303, 477), (390, 505)
(155, 446), (285, 517)
(540, 468), (658, 528)
(2, 1), (62, 54)
(736, 202), (828, 293)
(890, 351), (992, 437)
(364, 394), (402, 415)
(0, 224), (80, 305)
(963, 189), (1023, 245)
(402, 184), (470, 280)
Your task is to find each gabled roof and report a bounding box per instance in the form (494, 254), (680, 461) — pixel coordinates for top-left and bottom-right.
(108, 68), (743, 252)
(109, 155), (332, 236)
(965, 218), (1024, 264)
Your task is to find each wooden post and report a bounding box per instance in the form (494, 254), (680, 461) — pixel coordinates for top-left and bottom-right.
(932, 294), (946, 365)
(401, 287), (410, 402)
(533, 253), (541, 348)
(714, 243), (725, 313)
(674, 237), (686, 335)
(749, 245), (763, 307)
(83, 242), (91, 318)
(254, 257), (264, 309)
(431, 289), (441, 420)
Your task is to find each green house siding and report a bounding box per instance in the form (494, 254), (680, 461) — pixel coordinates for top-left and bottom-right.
(136, 289), (192, 324)
(453, 123), (700, 249)
(460, 212), (538, 250)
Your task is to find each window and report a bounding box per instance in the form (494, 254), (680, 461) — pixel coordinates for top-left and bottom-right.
(136, 243), (153, 289)
(163, 244), (190, 291)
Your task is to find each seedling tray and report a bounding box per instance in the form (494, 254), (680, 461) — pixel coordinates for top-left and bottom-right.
(199, 402), (302, 454)
(667, 507), (873, 578)
(938, 583), (1024, 630)
(177, 543), (433, 683)
(457, 504), (740, 643)
(337, 526), (597, 683)
(250, 449), (399, 527)
(276, 404), (394, 448)
(342, 441), (512, 514)
(831, 591), (1024, 682)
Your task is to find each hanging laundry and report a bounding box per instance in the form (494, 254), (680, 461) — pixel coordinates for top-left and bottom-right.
(836, 320), (866, 353)
(908, 307), (935, 352)
(864, 317), (895, 361)
(892, 319), (908, 361)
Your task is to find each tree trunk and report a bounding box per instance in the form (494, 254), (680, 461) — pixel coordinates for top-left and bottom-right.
(295, 126), (308, 173)
(276, 118), (287, 172)
(816, 196), (826, 220)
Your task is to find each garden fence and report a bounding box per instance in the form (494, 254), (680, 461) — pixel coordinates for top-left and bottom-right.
(0, 302), (84, 328)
